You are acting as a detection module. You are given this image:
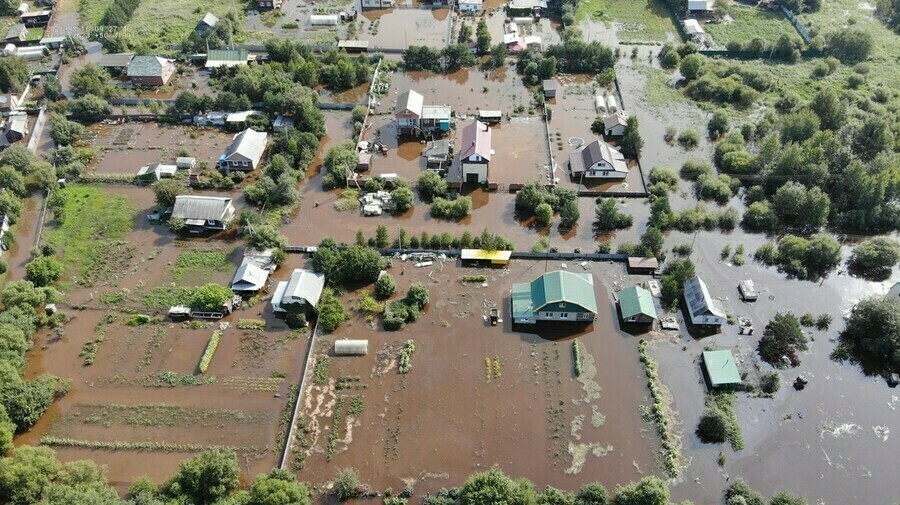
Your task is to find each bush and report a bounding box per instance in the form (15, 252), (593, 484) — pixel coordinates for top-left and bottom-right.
(374, 274), (396, 299)
(417, 170), (448, 202)
(317, 289), (349, 332)
(535, 202), (553, 227)
(332, 467), (362, 500)
(25, 256), (63, 287)
(759, 371), (780, 395)
(696, 406), (730, 444)
(677, 129), (700, 149)
(198, 330), (222, 373)
(405, 283), (429, 310)
(758, 312), (808, 367)
(680, 159), (711, 179)
(848, 237), (900, 280)
(430, 196), (471, 220)
(708, 110), (730, 139)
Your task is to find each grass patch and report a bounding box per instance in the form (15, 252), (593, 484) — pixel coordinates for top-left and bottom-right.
(705, 6), (797, 47)
(312, 355), (331, 385)
(79, 332), (106, 366)
(398, 340), (415, 374)
(46, 185), (136, 288)
(57, 403), (272, 428)
(635, 64), (690, 110)
(576, 0), (677, 42)
(348, 394), (364, 417)
(704, 391), (745, 451)
(334, 189), (361, 212)
(140, 286), (199, 310)
(171, 249), (233, 282)
(237, 319), (266, 330)
(25, 26), (45, 42)
(638, 339), (681, 478)
(460, 275), (487, 283)
(123, 0), (244, 49)
(40, 436), (263, 454)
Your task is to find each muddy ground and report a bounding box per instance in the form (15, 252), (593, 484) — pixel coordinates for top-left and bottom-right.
(291, 260), (660, 495)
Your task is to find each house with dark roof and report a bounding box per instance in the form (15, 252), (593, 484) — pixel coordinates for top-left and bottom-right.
(568, 139), (628, 180)
(127, 56), (176, 86)
(257, 0), (283, 10)
(684, 275), (727, 326)
(460, 120), (492, 184)
(171, 195), (235, 233)
(205, 48), (249, 69)
(394, 89), (450, 136)
(220, 128), (267, 172)
(5, 24), (27, 43)
(196, 12), (219, 35)
(511, 271), (599, 324)
(422, 139), (452, 170)
(618, 285), (657, 324)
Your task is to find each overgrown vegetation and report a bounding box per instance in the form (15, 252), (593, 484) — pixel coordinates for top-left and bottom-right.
(198, 330), (222, 373)
(697, 392), (744, 451)
(638, 340), (681, 478)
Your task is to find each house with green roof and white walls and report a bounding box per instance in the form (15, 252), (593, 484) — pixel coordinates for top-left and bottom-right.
(510, 271), (599, 324)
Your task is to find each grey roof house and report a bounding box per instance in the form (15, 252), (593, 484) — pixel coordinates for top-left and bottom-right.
(171, 195), (235, 233)
(220, 128), (267, 172)
(205, 48), (250, 69)
(99, 53), (135, 71)
(127, 55), (176, 86)
(5, 24), (27, 43)
(684, 275), (727, 326)
(196, 12), (219, 35)
(271, 269), (326, 314)
(568, 139), (628, 179)
(231, 262), (269, 294)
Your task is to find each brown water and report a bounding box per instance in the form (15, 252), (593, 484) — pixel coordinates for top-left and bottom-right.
(6, 194), (43, 281)
(292, 260), (659, 495)
(358, 9), (450, 50)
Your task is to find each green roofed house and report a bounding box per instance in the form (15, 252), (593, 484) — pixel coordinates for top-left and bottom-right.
(511, 270), (598, 324)
(618, 285), (657, 324)
(702, 350), (742, 389)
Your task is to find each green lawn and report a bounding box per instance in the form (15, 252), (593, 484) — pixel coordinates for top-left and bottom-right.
(705, 6), (797, 47)
(25, 27), (45, 42)
(78, 0), (242, 50)
(45, 185), (136, 288)
(799, 0), (900, 89)
(576, 0), (678, 42)
(171, 248), (235, 283)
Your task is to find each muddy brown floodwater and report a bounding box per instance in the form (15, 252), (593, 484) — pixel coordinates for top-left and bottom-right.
(15, 186), (308, 490)
(292, 260), (660, 496)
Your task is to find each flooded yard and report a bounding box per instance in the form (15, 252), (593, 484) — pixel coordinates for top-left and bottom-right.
(289, 260), (661, 494)
(358, 8), (450, 50)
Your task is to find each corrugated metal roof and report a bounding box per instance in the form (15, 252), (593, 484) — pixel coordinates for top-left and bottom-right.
(703, 350), (742, 386)
(100, 53), (135, 67)
(460, 120), (492, 161)
(223, 128), (267, 166)
(569, 139), (628, 175)
(460, 249), (511, 261)
(421, 105), (451, 120)
(684, 275), (727, 321)
(205, 48), (249, 68)
(527, 271), (598, 314)
(619, 285), (657, 320)
(172, 195), (233, 222)
(282, 268), (325, 308)
(396, 89), (423, 117)
(200, 12), (219, 28)
(231, 262), (269, 291)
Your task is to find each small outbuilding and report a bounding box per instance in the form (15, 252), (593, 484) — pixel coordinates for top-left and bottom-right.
(334, 339), (369, 356)
(338, 40), (370, 53)
(603, 112), (629, 137)
(627, 257), (660, 275)
(99, 52), (135, 72)
(273, 115), (295, 132)
(310, 14), (341, 26)
(127, 55), (176, 86)
(738, 279), (757, 301)
(136, 162), (177, 182)
(618, 285), (657, 324)
(5, 115), (27, 143)
(5, 24), (27, 43)
(205, 48), (250, 69)
(176, 157), (197, 170)
(461, 249), (512, 267)
(231, 262), (270, 294)
(478, 110), (502, 124)
(542, 78), (558, 99)
(271, 269), (326, 314)
(196, 12), (219, 35)
(702, 350), (742, 389)
(422, 139), (452, 169)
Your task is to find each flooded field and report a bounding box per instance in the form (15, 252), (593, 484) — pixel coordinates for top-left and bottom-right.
(86, 123), (237, 175)
(290, 260), (660, 493)
(358, 8), (450, 50)
(15, 186), (302, 488)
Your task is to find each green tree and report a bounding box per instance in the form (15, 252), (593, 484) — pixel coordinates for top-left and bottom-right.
(852, 114), (895, 162)
(771, 182), (829, 231)
(848, 237), (900, 279)
(742, 201), (777, 232)
(613, 476), (669, 505)
(69, 63), (113, 98)
(660, 258), (695, 308)
(417, 170), (448, 202)
(809, 88), (843, 131)
(68, 94), (112, 119)
(559, 199), (580, 228)
(190, 284), (233, 312)
(769, 493), (807, 505)
(489, 42), (509, 69)
(0, 56), (32, 94)
(679, 53), (703, 81)
(535, 202), (554, 227)
(758, 312), (808, 367)
(375, 225), (389, 248)
(640, 227), (664, 257)
(405, 283), (429, 310)
(0, 166), (26, 198)
(476, 18), (492, 54)
(696, 406), (730, 444)
(621, 115), (643, 158)
(374, 273), (396, 299)
(780, 110), (820, 144)
(153, 179), (187, 209)
(332, 467), (361, 500)
(391, 186), (414, 214)
(575, 482), (609, 505)
(539, 486), (574, 505)
(835, 297), (900, 373)
(457, 22), (473, 44)
(162, 449), (239, 505)
(725, 479), (766, 505)
(0, 404), (14, 455)
(25, 256), (64, 287)
(322, 141), (358, 190)
(707, 110), (730, 139)
(593, 198), (633, 231)
(442, 43), (477, 72)
(461, 466), (531, 504)
(49, 116), (85, 146)
(339, 246), (385, 284)
(0, 445), (61, 505)
(246, 469), (311, 505)
(826, 28), (874, 63)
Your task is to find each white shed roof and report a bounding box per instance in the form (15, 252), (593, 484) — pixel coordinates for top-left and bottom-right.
(283, 268), (326, 308)
(684, 19), (705, 35)
(231, 262), (269, 291)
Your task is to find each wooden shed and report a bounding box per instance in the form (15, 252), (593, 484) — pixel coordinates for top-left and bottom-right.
(627, 257), (659, 275)
(334, 339), (369, 356)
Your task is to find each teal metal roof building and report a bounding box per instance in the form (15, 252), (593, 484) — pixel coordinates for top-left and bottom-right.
(619, 285), (657, 324)
(511, 271), (598, 324)
(702, 350), (742, 388)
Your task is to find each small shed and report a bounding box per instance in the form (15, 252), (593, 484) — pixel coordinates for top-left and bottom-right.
(738, 279), (757, 301)
(606, 94), (618, 113)
(273, 115), (294, 132)
(356, 151), (372, 172)
(618, 285), (657, 324)
(338, 40), (370, 53)
(334, 339), (369, 356)
(627, 257), (659, 275)
(542, 78), (558, 99)
(176, 157), (197, 170)
(702, 350), (742, 389)
(168, 306), (193, 321)
(39, 36), (65, 49)
(461, 249), (511, 267)
(478, 110), (502, 124)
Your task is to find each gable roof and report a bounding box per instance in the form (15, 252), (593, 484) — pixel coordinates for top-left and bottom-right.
(283, 269), (326, 308)
(687, 0), (712, 10)
(619, 285), (657, 320)
(684, 18), (705, 35)
(396, 89), (423, 117)
(231, 262), (269, 291)
(422, 139), (451, 158)
(569, 139), (627, 174)
(171, 195), (233, 222)
(603, 112), (628, 130)
(127, 55), (171, 77)
(542, 78), (557, 91)
(528, 271), (598, 313)
(205, 48), (249, 68)
(684, 275), (727, 321)
(6, 24), (26, 40)
(7, 116), (27, 135)
(460, 120), (492, 161)
(702, 350), (742, 386)
(223, 128), (267, 165)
